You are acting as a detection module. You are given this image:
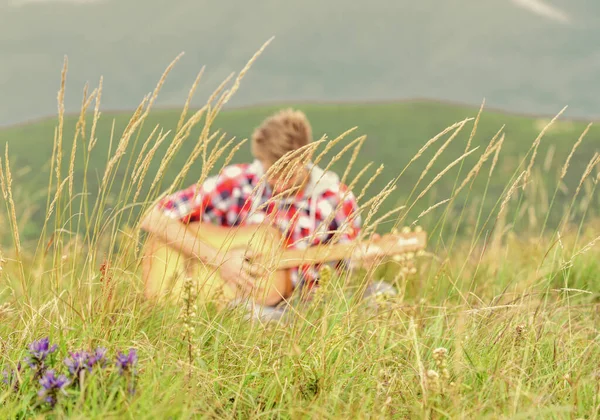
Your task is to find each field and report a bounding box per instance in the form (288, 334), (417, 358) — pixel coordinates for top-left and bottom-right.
(0, 52), (599, 418)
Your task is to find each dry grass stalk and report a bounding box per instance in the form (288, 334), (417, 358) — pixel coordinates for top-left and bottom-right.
(88, 76), (104, 151)
(408, 118), (473, 168)
(561, 123), (591, 180)
(219, 37), (274, 108)
(414, 146), (480, 204)
(1, 146), (22, 264)
(44, 178), (69, 227)
(561, 234), (600, 270)
(237, 140), (328, 219)
(498, 171), (526, 219)
(413, 198), (451, 225)
(356, 164), (385, 204)
(55, 57), (68, 186)
(135, 114), (204, 198)
(311, 127), (358, 167)
(355, 180), (397, 230)
(146, 52), (185, 113)
(310, 171), (396, 247)
(455, 128), (504, 195)
(465, 99), (485, 153)
(131, 129), (172, 204)
(523, 106), (568, 189)
(488, 134), (505, 177)
(131, 125), (161, 183)
(196, 40), (273, 167)
(198, 77), (234, 166)
(368, 204), (407, 232)
(415, 119), (470, 188)
(101, 97), (150, 189)
(176, 67), (206, 134)
(68, 85), (97, 198)
(201, 135), (244, 181)
(340, 136), (366, 187)
(310, 135), (367, 188)
(0, 157), (6, 200)
(573, 152), (600, 198)
(543, 144), (556, 172)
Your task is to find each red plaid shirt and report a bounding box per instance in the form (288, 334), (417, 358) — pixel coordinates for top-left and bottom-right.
(157, 160), (362, 291)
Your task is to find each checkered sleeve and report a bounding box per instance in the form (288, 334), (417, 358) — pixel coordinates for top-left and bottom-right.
(327, 185), (362, 245)
(156, 174), (230, 225)
(296, 184), (362, 295)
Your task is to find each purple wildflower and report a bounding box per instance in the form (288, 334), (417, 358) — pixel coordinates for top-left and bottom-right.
(88, 347), (108, 369)
(38, 369), (69, 408)
(2, 361), (22, 392)
(24, 337), (57, 378)
(116, 348), (139, 396)
(115, 348), (138, 375)
(64, 351), (91, 377)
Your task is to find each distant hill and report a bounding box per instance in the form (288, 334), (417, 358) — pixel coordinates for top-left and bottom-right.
(1, 100), (598, 242)
(1, 0), (600, 126)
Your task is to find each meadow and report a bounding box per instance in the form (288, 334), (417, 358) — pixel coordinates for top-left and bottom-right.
(0, 46), (599, 418)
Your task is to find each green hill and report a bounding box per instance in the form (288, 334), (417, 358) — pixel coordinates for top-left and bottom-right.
(1, 100), (598, 244)
(2, 0), (600, 126)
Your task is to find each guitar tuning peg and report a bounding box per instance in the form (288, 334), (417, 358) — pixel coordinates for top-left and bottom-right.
(401, 226), (411, 234)
(414, 226), (423, 233)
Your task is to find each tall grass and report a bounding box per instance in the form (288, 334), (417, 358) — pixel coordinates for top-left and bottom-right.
(0, 41), (599, 418)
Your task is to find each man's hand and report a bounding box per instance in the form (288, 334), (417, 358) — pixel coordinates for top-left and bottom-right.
(218, 248), (268, 295)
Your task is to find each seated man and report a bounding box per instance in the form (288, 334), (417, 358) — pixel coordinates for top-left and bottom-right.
(140, 109), (392, 319)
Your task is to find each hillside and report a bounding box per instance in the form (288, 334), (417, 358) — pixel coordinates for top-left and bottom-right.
(1, 100), (598, 243)
(2, 0), (600, 126)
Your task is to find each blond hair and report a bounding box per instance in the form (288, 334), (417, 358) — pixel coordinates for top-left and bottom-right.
(251, 108), (312, 165)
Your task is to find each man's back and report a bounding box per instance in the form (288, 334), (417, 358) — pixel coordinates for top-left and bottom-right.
(157, 159), (362, 289)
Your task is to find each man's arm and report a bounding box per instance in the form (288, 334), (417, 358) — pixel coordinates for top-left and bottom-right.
(139, 175), (260, 297)
(139, 206), (221, 264)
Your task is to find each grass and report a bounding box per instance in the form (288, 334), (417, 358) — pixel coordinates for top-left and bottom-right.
(2, 81), (599, 242)
(0, 45), (599, 418)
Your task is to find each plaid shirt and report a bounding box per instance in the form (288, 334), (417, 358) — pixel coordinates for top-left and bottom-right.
(157, 160), (361, 292)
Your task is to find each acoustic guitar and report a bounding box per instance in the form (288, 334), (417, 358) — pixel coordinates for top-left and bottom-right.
(141, 221), (426, 308)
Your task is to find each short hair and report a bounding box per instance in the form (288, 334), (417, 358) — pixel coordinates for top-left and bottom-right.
(251, 108), (312, 165)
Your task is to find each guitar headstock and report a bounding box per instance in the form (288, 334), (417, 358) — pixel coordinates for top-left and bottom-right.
(374, 226), (427, 257)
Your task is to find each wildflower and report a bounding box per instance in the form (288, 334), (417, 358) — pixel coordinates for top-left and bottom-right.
(116, 348), (139, 396)
(38, 369), (69, 408)
(433, 347), (450, 380)
(24, 337), (57, 378)
(426, 369), (440, 393)
(2, 361), (22, 392)
(116, 348), (138, 375)
(88, 347), (108, 369)
(64, 351), (91, 378)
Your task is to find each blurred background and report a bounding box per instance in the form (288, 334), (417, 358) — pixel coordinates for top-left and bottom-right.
(1, 0), (598, 126)
(0, 0), (598, 242)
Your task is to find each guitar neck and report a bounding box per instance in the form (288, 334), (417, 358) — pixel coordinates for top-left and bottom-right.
(263, 230), (426, 270)
(273, 243), (357, 269)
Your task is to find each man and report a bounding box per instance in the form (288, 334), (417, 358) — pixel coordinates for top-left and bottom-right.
(140, 109), (392, 319)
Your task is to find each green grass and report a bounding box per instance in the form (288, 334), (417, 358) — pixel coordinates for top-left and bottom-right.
(0, 58), (599, 418)
(2, 98), (599, 243)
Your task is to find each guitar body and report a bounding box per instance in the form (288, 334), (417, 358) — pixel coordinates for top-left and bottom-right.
(141, 222), (294, 308)
(141, 216), (427, 309)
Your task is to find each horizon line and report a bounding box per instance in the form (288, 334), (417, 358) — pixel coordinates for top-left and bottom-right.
(1, 97), (597, 131)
